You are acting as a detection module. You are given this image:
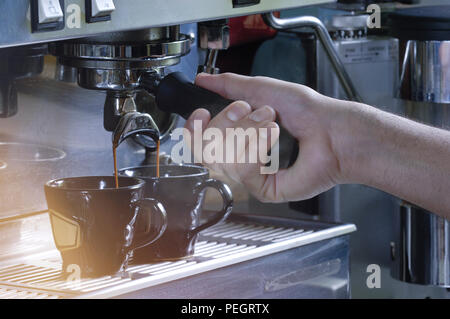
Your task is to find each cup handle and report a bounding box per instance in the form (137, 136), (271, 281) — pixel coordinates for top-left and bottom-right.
(130, 198), (168, 250)
(192, 179), (233, 234)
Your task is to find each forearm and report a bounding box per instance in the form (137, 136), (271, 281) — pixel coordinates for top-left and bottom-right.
(332, 100), (450, 219)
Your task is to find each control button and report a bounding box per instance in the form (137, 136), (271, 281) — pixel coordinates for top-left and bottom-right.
(38, 0), (64, 24)
(91, 0), (115, 17)
(85, 0), (115, 23)
(31, 0), (65, 33)
(232, 0), (260, 8)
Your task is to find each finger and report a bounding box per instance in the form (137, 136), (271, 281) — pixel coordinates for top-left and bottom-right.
(257, 139), (336, 203)
(218, 105), (276, 163)
(222, 120), (279, 183)
(195, 73), (280, 108)
(190, 101), (251, 169)
(207, 100), (252, 132)
(220, 107), (279, 186)
(228, 106), (277, 162)
(184, 108), (211, 163)
(185, 108), (211, 133)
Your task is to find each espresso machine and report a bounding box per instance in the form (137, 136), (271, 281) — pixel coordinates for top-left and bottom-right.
(0, 0), (358, 299)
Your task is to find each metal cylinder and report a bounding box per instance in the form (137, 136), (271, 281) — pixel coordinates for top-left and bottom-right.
(400, 41), (450, 103)
(388, 5), (450, 287)
(393, 203), (450, 287)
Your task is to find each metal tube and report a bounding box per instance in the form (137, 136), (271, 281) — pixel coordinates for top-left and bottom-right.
(262, 12), (362, 103)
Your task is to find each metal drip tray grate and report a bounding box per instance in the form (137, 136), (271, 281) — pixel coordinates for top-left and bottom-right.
(0, 215), (355, 299)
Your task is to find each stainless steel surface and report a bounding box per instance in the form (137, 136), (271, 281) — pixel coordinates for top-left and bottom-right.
(50, 27), (192, 149)
(197, 20), (229, 74)
(0, 0), (334, 49)
(399, 41), (450, 103)
(198, 21), (230, 50)
(316, 36), (399, 108)
(392, 203), (450, 287)
(329, 14), (367, 31)
(50, 35), (192, 63)
(198, 49), (220, 75)
(402, 99), (450, 131)
(54, 58), (77, 83)
(262, 12), (362, 102)
(0, 213), (355, 299)
(113, 108), (159, 147)
(0, 142), (66, 162)
(328, 14), (368, 39)
(0, 44), (47, 118)
(50, 28), (192, 91)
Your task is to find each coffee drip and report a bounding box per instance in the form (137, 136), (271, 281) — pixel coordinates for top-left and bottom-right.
(113, 139), (160, 189)
(109, 94), (161, 188)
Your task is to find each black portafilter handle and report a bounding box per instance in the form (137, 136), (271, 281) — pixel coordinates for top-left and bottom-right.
(155, 72), (234, 120)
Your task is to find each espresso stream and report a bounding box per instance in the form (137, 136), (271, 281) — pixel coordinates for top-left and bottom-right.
(113, 140), (160, 188)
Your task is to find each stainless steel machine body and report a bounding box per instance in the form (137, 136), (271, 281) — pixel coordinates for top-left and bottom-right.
(0, 0), (357, 299)
(0, 0), (333, 49)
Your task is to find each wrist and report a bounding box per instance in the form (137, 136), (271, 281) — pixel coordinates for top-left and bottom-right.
(324, 98), (379, 185)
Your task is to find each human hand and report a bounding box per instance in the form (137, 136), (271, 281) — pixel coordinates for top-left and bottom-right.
(184, 72), (347, 203)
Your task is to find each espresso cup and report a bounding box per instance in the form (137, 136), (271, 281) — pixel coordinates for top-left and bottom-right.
(44, 176), (167, 278)
(119, 164), (233, 262)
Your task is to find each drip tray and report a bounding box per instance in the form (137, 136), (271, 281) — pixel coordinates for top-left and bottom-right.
(0, 214), (356, 299)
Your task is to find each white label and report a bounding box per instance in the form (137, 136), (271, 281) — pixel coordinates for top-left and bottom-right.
(339, 40), (398, 64)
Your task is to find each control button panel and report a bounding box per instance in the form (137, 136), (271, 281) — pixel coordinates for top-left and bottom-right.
(31, 0), (65, 32)
(86, 0), (115, 23)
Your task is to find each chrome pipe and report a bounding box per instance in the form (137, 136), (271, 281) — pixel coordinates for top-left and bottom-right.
(262, 12), (362, 103)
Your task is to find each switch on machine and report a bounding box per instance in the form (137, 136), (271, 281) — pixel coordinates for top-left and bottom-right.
(38, 0), (64, 23)
(86, 0), (115, 23)
(31, 0), (65, 32)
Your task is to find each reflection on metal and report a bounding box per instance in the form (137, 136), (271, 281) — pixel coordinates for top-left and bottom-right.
(399, 41), (450, 104)
(49, 28), (192, 92)
(265, 258), (341, 292)
(0, 214), (355, 299)
(393, 203), (449, 287)
(0, 143), (66, 162)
